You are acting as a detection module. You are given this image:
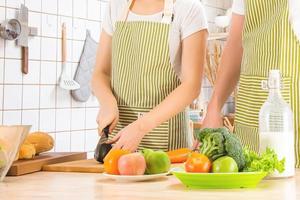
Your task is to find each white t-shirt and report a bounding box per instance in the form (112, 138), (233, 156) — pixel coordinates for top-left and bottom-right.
(103, 0), (208, 79)
(232, 0), (300, 41)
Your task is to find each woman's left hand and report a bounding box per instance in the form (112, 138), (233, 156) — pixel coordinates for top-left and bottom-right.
(107, 120), (147, 152)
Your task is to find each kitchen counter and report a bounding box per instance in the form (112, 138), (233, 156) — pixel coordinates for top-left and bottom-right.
(0, 170), (299, 200)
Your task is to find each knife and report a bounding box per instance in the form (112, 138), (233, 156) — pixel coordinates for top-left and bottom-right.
(17, 4), (29, 74)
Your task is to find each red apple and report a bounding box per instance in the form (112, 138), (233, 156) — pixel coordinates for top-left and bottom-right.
(118, 152), (146, 175)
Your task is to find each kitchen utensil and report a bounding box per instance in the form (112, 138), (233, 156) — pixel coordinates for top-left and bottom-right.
(94, 126), (112, 163)
(171, 168), (267, 189)
(103, 172), (169, 182)
(59, 23), (80, 90)
(8, 152), (87, 176)
(0, 125), (31, 181)
(71, 30), (98, 102)
(16, 4), (38, 74)
(0, 19), (21, 40)
(42, 159), (104, 173)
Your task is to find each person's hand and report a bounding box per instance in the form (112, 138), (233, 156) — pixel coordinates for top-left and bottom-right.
(108, 120), (147, 152)
(192, 108), (223, 150)
(96, 103), (119, 136)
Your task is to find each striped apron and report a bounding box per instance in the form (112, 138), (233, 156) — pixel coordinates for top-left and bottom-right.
(235, 0), (300, 167)
(109, 0), (189, 151)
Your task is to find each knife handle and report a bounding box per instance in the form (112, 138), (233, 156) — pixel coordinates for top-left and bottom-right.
(21, 47), (28, 74)
(103, 126), (110, 138)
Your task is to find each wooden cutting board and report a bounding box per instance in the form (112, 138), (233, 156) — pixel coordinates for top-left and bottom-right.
(43, 159), (184, 174)
(42, 159), (104, 173)
(42, 159), (184, 174)
(7, 152), (87, 176)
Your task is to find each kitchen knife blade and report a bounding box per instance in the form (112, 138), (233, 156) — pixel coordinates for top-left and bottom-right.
(17, 4), (29, 47)
(17, 4), (29, 74)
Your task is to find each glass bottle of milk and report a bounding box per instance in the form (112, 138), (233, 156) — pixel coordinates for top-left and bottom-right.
(259, 70), (295, 178)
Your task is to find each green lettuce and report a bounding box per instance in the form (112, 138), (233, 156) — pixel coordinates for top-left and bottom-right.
(243, 147), (285, 174)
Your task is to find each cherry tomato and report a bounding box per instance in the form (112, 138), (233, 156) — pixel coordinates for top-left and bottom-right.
(104, 149), (129, 175)
(185, 152), (211, 173)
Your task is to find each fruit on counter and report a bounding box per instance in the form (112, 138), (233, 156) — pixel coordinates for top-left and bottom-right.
(18, 143), (36, 159)
(24, 132), (54, 154)
(104, 149), (130, 175)
(167, 148), (192, 163)
(141, 149), (171, 174)
(243, 147), (285, 174)
(212, 156), (238, 173)
(196, 128), (245, 171)
(185, 152), (211, 173)
(94, 142), (112, 163)
(118, 152), (146, 175)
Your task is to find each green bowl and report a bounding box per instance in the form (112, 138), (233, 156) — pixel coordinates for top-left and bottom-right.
(171, 168), (267, 189)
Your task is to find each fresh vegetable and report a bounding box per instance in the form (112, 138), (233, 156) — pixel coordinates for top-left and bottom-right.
(141, 149), (170, 174)
(196, 128), (245, 170)
(104, 149), (129, 175)
(212, 156), (238, 173)
(185, 152), (211, 173)
(94, 142), (112, 163)
(243, 147), (285, 174)
(18, 143), (36, 159)
(167, 148), (192, 163)
(118, 152), (146, 175)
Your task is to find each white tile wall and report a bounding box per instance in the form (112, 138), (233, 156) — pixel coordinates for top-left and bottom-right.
(0, 0), (232, 153)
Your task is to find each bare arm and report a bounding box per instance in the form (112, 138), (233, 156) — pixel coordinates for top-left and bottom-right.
(91, 31), (119, 133)
(203, 14), (245, 128)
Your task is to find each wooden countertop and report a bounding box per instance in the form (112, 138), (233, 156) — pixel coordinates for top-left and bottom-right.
(0, 170), (299, 200)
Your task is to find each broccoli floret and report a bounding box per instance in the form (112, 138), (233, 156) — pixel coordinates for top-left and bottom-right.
(222, 130), (245, 170)
(199, 132), (225, 161)
(196, 127), (246, 171)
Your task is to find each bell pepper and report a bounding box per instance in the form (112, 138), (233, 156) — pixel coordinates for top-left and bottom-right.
(167, 148), (192, 163)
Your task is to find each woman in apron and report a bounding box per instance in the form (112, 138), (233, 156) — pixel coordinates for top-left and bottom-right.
(201, 0), (300, 168)
(92, 0), (208, 152)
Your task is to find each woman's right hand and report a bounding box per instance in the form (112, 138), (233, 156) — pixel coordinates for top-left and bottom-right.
(96, 103), (119, 136)
(192, 108), (223, 150)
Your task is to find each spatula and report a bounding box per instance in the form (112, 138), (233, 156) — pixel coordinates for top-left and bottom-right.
(59, 23), (80, 90)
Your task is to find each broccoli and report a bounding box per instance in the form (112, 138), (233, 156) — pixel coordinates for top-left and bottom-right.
(199, 131), (225, 161)
(196, 127), (246, 171)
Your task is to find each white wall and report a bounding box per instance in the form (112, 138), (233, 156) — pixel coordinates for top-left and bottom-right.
(0, 0), (232, 156)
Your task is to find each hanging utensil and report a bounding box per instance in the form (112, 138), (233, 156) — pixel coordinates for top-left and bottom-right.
(16, 4), (37, 74)
(59, 23), (80, 90)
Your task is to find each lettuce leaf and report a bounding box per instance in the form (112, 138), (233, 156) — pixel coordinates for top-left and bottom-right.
(243, 147), (285, 174)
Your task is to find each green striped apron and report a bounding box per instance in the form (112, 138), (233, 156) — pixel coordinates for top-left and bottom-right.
(109, 0), (189, 151)
(235, 0), (300, 167)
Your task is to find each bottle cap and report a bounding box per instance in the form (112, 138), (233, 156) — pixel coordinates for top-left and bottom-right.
(268, 70), (281, 89)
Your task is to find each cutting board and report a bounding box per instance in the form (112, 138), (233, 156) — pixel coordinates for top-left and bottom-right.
(42, 159), (104, 173)
(8, 152), (87, 176)
(43, 159), (184, 174)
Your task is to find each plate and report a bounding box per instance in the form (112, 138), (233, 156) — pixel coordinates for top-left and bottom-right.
(103, 172), (169, 182)
(171, 168), (267, 189)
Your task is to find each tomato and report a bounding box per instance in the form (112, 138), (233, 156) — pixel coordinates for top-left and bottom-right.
(185, 152), (211, 173)
(103, 149), (129, 175)
(167, 148), (192, 163)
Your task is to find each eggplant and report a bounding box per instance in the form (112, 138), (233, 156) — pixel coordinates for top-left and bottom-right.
(94, 126), (112, 163)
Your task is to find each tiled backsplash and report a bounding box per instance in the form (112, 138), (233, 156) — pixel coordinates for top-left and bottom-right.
(0, 0), (232, 156)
